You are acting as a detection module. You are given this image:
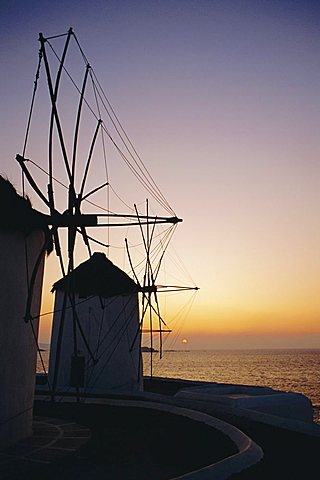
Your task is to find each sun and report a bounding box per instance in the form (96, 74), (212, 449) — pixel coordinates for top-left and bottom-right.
(181, 338), (188, 344)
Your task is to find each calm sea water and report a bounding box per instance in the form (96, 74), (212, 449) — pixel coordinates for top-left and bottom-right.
(37, 348), (320, 423)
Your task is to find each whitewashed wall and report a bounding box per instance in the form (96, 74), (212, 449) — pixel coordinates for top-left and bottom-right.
(49, 291), (143, 394)
(0, 230), (45, 449)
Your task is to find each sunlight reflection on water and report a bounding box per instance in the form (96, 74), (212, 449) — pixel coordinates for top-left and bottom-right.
(148, 349), (320, 423)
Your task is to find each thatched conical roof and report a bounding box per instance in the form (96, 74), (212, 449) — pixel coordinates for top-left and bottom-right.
(52, 252), (138, 298)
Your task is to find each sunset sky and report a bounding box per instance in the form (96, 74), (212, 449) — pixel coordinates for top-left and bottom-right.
(0, 0), (319, 349)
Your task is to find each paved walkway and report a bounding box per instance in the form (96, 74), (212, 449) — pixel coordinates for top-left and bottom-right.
(0, 416), (91, 479)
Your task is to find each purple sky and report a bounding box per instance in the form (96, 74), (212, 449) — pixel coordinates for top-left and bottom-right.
(1, 1), (319, 348)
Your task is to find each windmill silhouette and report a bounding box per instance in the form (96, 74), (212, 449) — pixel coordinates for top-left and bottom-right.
(17, 28), (197, 400)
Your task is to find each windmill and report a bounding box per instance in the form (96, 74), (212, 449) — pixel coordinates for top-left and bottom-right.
(17, 28), (198, 401)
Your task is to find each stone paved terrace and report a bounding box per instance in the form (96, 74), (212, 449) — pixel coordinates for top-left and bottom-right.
(0, 416), (91, 479)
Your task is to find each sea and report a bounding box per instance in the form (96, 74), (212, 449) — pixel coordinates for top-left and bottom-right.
(37, 348), (320, 424)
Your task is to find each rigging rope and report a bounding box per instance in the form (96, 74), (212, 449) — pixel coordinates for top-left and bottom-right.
(90, 71), (175, 215)
(73, 30), (175, 216)
(45, 35), (175, 215)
